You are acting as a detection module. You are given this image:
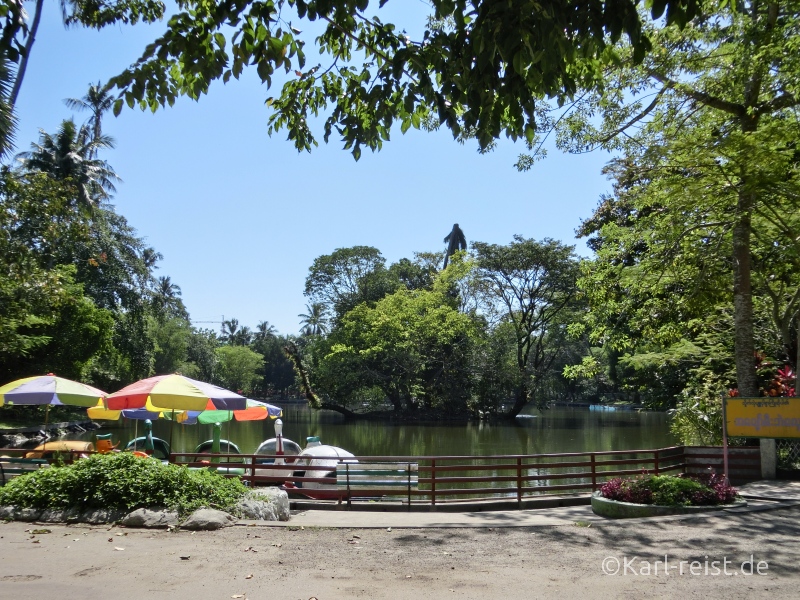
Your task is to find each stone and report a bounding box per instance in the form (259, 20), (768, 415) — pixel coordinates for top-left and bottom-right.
(235, 487), (290, 521)
(12, 507), (42, 521)
(40, 507), (83, 523)
(81, 508), (128, 524)
(121, 508), (180, 529)
(181, 508), (236, 530)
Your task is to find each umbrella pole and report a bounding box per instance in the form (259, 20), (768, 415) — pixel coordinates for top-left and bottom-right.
(133, 419), (138, 449)
(44, 405), (50, 442)
(169, 409), (175, 456)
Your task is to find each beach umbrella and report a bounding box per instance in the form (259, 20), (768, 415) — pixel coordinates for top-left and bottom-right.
(0, 374), (105, 408)
(105, 374), (247, 411)
(179, 399), (282, 425)
(106, 375), (247, 450)
(0, 374), (107, 431)
(87, 398), (188, 423)
(87, 399), (189, 448)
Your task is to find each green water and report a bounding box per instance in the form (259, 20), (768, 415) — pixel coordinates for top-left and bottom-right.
(79, 404), (677, 457)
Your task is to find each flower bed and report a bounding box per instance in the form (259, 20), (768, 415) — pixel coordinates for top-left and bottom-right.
(591, 473), (746, 519)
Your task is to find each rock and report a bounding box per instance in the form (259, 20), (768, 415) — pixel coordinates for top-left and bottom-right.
(81, 508), (128, 524)
(121, 508), (180, 529)
(0, 506), (14, 519)
(235, 487), (290, 521)
(181, 508), (236, 530)
(40, 507), (83, 523)
(12, 507), (42, 521)
(0, 434), (29, 448)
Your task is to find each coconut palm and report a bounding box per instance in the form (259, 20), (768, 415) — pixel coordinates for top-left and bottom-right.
(443, 223), (467, 268)
(151, 276), (187, 320)
(15, 118), (120, 211)
(298, 302), (328, 337)
(64, 82), (115, 148)
(0, 59), (17, 159)
(255, 320), (277, 342)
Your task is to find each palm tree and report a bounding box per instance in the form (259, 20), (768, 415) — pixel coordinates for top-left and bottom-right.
(151, 276), (187, 320)
(15, 119), (120, 211)
(64, 82), (115, 148)
(0, 59), (17, 159)
(443, 223), (467, 268)
(222, 318), (240, 343)
(298, 302), (328, 337)
(255, 320), (277, 342)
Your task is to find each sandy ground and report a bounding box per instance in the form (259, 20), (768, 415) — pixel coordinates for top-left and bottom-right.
(1, 505), (799, 600)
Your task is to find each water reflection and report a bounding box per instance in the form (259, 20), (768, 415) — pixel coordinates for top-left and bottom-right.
(80, 405), (677, 456)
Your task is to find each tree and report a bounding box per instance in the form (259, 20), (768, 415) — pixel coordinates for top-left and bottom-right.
(254, 320), (277, 341)
(215, 345), (265, 395)
(3, 0), (165, 106)
(64, 82), (115, 147)
(298, 302), (328, 337)
(311, 265), (477, 414)
(15, 119), (120, 211)
(151, 276), (188, 322)
(0, 169), (116, 380)
(150, 315), (191, 374)
(548, 2), (800, 401)
(472, 236), (581, 416)
(304, 246), (387, 322)
(443, 223), (467, 269)
(104, 1), (701, 159)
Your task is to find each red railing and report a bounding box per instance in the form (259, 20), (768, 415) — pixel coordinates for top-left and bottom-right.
(171, 446), (695, 508)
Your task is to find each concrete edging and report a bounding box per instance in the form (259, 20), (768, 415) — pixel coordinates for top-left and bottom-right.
(590, 490), (747, 519)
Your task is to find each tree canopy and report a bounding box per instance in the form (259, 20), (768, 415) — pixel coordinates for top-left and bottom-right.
(96, 0), (705, 159)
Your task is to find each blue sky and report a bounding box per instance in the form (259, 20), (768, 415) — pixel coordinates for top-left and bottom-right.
(13, 3), (613, 336)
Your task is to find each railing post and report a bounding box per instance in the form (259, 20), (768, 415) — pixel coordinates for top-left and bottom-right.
(517, 457), (523, 509)
(591, 454), (596, 491)
(430, 459), (436, 507)
(407, 462), (412, 511)
(654, 450), (660, 476)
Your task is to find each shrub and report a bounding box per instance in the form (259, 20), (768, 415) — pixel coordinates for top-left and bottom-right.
(599, 473), (738, 507)
(0, 452), (248, 516)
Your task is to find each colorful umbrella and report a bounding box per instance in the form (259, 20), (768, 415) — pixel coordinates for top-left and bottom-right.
(179, 399), (282, 425)
(0, 374), (105, 408)
(87, 398), (189, 422)
(105, 374), (247, 412)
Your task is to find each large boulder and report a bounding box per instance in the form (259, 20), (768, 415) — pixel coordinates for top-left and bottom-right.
(121, 508), (180, 529)
(235, 487), (290, 521)
(181, 508), (236, 530)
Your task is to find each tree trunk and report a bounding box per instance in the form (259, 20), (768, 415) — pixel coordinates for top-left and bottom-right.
(508, 380), (528, 418)
(733, 188), (758, 397)
(9, 0), (44, 106)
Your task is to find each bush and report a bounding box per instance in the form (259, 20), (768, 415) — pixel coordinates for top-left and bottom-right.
(599, 473), (738, 507)
(0, 452), (248, 516)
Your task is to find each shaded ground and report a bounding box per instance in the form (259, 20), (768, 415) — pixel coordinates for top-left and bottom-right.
(1, 504), (798, 599)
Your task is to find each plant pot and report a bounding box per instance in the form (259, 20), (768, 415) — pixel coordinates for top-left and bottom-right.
(590, 491), (747, 519)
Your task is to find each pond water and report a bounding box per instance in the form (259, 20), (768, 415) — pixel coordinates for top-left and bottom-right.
(78, 403), (678, 457)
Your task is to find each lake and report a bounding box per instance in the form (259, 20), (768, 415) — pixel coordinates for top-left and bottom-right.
(80, 404), (678, 457)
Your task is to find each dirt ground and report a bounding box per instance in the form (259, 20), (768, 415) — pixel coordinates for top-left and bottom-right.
(1, 505), (799, 599)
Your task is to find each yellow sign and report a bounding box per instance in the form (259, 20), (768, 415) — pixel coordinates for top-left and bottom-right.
(725, 397), (800, 438)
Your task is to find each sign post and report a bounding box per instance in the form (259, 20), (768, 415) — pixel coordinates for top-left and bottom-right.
(723, 397), (800, 480)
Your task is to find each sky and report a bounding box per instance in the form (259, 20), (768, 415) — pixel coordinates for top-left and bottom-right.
(13, 3), (614, 336)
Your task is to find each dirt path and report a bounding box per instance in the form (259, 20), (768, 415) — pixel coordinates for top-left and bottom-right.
(1, 505), (799, 599)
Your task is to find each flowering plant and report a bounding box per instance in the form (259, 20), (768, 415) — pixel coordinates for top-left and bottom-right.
(599, 472), (738, 507)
